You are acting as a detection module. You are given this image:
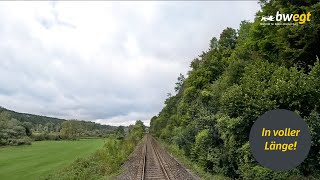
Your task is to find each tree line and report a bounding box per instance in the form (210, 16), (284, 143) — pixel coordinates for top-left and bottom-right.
(150, 0), (320, 179)
(0, 107), (117, 146)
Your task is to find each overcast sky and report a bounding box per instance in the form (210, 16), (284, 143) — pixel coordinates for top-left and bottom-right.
(0, 1), (260, 126)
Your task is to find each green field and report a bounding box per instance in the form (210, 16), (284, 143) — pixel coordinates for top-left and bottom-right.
(0, 139), (105, 180)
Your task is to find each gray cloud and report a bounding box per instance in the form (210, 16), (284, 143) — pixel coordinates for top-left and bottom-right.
(0, 2), (260, 126)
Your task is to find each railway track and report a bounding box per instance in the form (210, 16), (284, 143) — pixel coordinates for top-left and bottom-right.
(141, 135), (170, 179)
(117, 135), (198, 180)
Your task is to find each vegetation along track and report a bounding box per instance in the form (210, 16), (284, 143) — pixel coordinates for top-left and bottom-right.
(117, 134), (198, 180)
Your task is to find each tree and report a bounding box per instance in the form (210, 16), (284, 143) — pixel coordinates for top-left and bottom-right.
(0, 112), (31, 146)
(174, 73), (185, 92)
(60, 120), (80, 140)
(129, 120), (145, 141)
(115, 126), (125, 139)
(209, 37), (218, 50)
(218, 27), (237, 50)
(22, 122), (32, 136)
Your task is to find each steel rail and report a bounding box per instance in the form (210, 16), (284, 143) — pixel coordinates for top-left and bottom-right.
(141, 139), (147, 180)
(151, 138), (170, 180)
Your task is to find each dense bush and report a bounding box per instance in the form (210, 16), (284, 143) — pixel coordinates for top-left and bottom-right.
(0, 111), (32, 146)
(31, 133), (60, 141)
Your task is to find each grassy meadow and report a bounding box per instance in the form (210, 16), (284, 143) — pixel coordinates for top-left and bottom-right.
(0, 139), (105, 180)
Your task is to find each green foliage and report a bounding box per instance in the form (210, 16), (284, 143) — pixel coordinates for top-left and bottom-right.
(47, 138), (136, 180)
(58, 120), (116, 140)
(95, 137), (136, 173)
(0, 107), (66, 136)
(218, 27), (237, 50)
(31, 132), (60, 141)
(209, 37), (218, 50)
(0, 111), (31, 146)
(175, 73), (186, 92)
(191, 129), (210, 167)
(0, 107), (117, 145)
(47, 156), (107, 180)
(47, 120), (145, 180)
(60, 120), (82, 140)
(128, 120), (146, 142)
(150, 1), (320, 179)
(252, 0), (320, 69)
(115, 126), (125, 140)
(302, 110), (320, 177)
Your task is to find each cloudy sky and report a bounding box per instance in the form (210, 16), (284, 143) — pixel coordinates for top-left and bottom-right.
(0, 1), (260, 126)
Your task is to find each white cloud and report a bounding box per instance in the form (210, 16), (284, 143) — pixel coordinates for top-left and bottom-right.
(0, 1), (260, 126)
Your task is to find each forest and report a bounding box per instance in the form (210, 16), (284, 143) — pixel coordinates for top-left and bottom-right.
(0, 106), (116, 146)
(150, 0), (320, 179)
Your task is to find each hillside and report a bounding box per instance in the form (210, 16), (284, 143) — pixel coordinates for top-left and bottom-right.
(0, 106), (65, 126)
(150, 0), (320, 179)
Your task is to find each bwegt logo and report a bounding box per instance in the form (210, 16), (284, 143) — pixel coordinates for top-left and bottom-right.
(261, 11), (311, 24)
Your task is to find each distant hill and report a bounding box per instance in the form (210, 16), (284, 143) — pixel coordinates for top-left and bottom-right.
(0, 106), (65, 126)
(0, 106), (117, 146)
(0, 106), (116, 129)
